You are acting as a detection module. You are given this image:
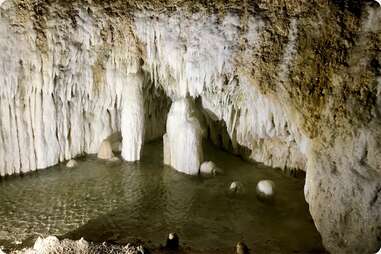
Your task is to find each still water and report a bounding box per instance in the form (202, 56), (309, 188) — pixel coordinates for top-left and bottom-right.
(0, 141), (325, 253)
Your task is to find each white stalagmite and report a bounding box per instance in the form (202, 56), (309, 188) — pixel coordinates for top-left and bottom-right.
(97, 140), (115, 160)
(164, 98), (203, 175)
(121, 69), (145, 161)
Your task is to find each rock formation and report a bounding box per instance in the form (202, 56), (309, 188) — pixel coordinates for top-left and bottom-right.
(164, 98), (204, 175)
(97, 132), (122, 160)
(66, 159), (78, 168)
(256, 180), (275, 200)
(121, 68), (145, 161)
(13, 236), (145, 254)
(200, 161), (222, 175)
(229, 181), (245, 194)
(0, 0), (380, 253)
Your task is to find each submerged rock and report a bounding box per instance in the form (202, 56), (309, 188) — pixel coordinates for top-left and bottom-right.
(256, 180), (275, 200)
(66, 159), (78, 169)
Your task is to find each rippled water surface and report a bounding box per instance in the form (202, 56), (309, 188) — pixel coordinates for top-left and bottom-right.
(0, 141), (324, 253)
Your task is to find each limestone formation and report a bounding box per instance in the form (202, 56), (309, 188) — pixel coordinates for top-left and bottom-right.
(13, 236), (146, 254)
(121, 70), (145, 162)
(0, 0), (379, 253)
(97, 132), (124, 164)
(97, 140), (115, 160)
(28, 236), (88, 254)
(164, 98), (204, 175)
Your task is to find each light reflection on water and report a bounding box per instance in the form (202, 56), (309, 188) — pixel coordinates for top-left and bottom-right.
(0, 141), (324, 253)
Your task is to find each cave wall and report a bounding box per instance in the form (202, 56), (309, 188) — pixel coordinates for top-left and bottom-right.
(0, 0), (380, 253)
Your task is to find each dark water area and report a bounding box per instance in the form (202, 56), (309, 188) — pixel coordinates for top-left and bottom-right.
(0, 141), (325, 253)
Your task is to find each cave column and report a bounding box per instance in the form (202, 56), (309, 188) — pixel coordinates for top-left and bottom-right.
(121, 68), (145, 162)
(163, 98), (203, 175)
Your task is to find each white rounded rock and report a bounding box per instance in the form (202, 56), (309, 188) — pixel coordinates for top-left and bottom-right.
(256, 180), (275, 199)
(66, 159), (78, 168)
(200, 161), (216, 174)
(229, 181), (244, 194)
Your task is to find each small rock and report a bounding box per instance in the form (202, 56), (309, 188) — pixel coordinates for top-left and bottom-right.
(200, 161), (223, 176)
(256, 180), (275, 200)
(229, 181), (244, 194)
(236, 241), (249, 254)
(66, 159), (78, 168)
(165, 232), (179, 250)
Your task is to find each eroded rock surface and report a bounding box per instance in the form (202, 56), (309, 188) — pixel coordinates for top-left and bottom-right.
(0, 0), (380, 253)
(12, 236), (145, 254)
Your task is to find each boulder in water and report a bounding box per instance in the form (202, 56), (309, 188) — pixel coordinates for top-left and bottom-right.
(200, 161), (223, 176)
(66, 159), (78, 168)
(229, 181), (244, 194)
(256, 180), (275, 200)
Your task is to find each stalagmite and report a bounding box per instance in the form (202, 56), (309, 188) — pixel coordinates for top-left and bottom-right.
(121, 66), (145, 162)
(97, 140), (114, 160)
(98, 132), (122, 160)
(164, 98), (203, 175)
